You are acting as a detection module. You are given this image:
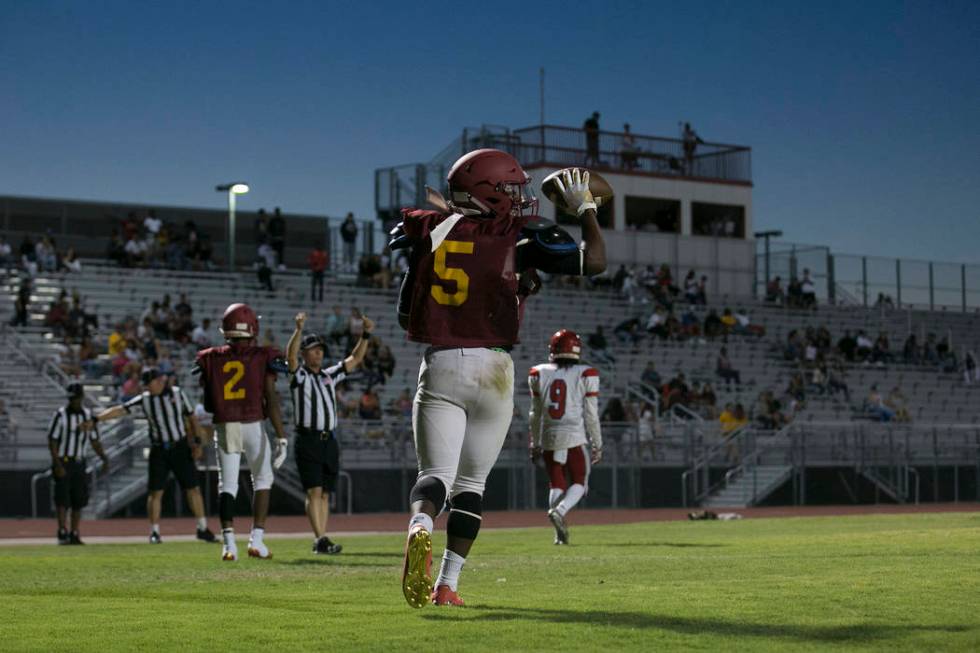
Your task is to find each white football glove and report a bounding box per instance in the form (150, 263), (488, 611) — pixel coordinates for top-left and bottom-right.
(553, 168), (597, 217)
(272, 438), (288, 470)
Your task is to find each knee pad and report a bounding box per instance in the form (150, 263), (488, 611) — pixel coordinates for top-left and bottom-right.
(219, 492), (236, 523)
(447, 492), (483, 540)
(219, 470), (239, 498)
(409, 475), (448, 512)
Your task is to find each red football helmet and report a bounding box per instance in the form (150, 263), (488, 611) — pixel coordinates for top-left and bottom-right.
(220, 303), (258, 340)
(549, 329), (582, 362)
(447, 148), (537, 220)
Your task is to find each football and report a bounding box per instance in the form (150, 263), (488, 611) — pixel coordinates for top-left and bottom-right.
(540, 167), (614, 213)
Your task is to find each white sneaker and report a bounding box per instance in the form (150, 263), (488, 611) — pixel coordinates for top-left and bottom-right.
(221, 542), (238, 561)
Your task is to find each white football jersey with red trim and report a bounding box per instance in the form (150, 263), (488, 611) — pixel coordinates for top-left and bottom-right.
(528, 362), (601, 451)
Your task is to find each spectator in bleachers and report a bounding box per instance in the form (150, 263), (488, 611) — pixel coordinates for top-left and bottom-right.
(325, 305), (347, 346)
(254, 209), (269, 245)
(601, 397), (626, 423)
(583, 111), (601, 166)
(874, 293), (895, 310)
(123, 235), (146, 267)
(619, 123), (638, 170)
(613, 317), (643, 346)
(936, 336), (957, 372)
(720, 308), (737, 335)
(35, 236), (57, 272)
(837, 330), (857, 362)
(959, 350), (978, 385)
(640, 361), (661, 388)
(786, 372), (807, 410)
(886, 386), (911, 422)
(800, 268), (817, 308)
(587, 326), (615, 365)
(612, 264), (629, 291)
(19, 235), (38, 276)
(340, 213), (358, 271)
(683, 270), (699, 304)
(256, 251), (274, 292)
(719, 402), (737, 433)
(902, 334), (920, 365)
(682, 122), (703, 173)
(308, 243), (328, 303)
(765, 275), (784, 304)
(679, 306), (701, 339)
(855, 330), (873, 363)
(699, 383), (718, 418)
(269, 207), (287, 269)
(754, 390), (788, 430)
(872, 333), (892, 365)
(827, 361), (850, 402)
(646, 307), (669, 339)
(786, 276), (802, 307)
(636, 405), (656, 461)
(665, 372), (691, 412)
(61, 247), (82, 273)
(44, 300), (70, 336)
(119, 368), (142, 402)
(143, 209), (162, 239)
(389, 389), (413, 418)
(358, 388), (382, 420)
(865, 385), (894, 422)
(376, 344), (396, 382)
(703, 309), (723, 340)
(716, 347), (742, 386)
(191, 318), (213, 350)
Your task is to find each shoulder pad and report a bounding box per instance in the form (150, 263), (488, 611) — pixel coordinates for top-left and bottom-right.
(520, 219), (578, 253)
(582, 367), (600, 378)
(267, 357), (290, 374)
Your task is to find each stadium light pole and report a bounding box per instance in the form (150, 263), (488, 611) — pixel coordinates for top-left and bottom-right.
(754, 229), (783, 289)
(215, 182), (249, 271)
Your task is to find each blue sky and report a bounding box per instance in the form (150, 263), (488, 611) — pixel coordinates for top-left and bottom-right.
(1, 1), (978, 262)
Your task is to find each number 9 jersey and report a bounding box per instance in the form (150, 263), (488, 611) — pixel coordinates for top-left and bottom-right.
(528, 363), (602, 451)
(194, 343), (284, 424)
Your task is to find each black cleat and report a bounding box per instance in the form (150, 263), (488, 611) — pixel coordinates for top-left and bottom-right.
(68, 531), (84, 545)
(57, 528), (69, 545)
(196, 528), (217, 543)
(149, 531), (163, 544)
(315, 536), (343, 555)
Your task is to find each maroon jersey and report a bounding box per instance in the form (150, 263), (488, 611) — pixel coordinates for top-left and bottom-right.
(195, 343), (282, 424)
(401, 209), (526, 348)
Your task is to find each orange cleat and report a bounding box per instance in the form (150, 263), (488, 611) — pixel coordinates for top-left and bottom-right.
(401, 526), (433, 608)
(431, 585), (465, 606)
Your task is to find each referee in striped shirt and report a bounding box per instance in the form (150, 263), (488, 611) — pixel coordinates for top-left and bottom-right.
(286, 311), (373, 554)
(49, 383), (108, 545)
(89, 368), (216, 544)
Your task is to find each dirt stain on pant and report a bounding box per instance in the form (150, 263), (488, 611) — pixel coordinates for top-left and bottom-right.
(486, 358), (514, 397)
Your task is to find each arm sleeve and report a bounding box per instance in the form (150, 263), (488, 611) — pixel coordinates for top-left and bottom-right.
(528, 369), (543, 448)
(47, 412), (62, 442)
(88, 410), (101, 442)
(176, 388), (193, 416)
(123, 395), (143, 414)
(582, 369), (602, 449)
(326, 361), (347, 385)
(396, 259), (418, 325)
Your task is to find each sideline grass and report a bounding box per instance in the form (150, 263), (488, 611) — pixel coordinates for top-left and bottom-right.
(2, 513), (979, 651)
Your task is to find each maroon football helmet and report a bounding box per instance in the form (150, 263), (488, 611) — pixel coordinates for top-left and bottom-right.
(447, 148), (537, 219)
(220, 303), (258, 340)
(549, 329), (582, 362)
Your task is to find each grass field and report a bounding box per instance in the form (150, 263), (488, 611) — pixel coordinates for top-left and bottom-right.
(3, 512), (979, 651)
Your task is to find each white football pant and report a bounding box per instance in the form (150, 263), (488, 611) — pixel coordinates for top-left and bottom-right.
(413, 347), (514, 498)
(215, 421), (274, 496)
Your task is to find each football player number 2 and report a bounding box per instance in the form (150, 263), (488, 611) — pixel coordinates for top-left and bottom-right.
(548, 380), (567, 419)
(431, 240), (474, 307)
(222, 361), (246, 400)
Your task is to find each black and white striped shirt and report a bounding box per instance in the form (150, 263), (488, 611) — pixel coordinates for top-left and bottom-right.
(290, 362), (346, 432)
(123, 386), (193, 446)
(48, 407), (99, 459)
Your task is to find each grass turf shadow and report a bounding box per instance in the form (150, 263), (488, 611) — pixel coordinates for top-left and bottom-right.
(600, 542), (729, 548)
(422, 606), (971, 643)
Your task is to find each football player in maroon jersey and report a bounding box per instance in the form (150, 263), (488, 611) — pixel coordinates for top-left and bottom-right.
(194, 303), (289, 561)
(390, 150), (607, 607)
